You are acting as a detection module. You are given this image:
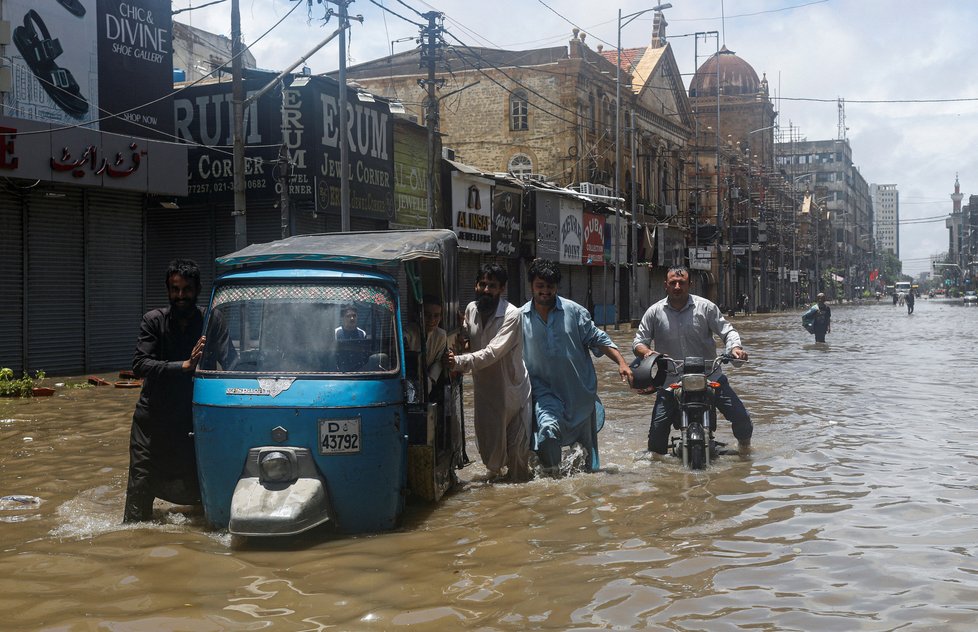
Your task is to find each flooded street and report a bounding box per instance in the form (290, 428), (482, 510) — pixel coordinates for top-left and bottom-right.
(2, 298), (978, 631)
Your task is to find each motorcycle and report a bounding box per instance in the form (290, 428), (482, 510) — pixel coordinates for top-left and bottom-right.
(633, 353), (744, 470)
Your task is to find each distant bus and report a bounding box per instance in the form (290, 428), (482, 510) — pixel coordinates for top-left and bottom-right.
(895, 281), (912, 295)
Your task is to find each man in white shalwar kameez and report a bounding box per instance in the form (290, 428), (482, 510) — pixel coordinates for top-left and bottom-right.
(449, 263), (531, 482)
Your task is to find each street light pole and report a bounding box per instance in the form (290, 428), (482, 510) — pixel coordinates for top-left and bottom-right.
(616, 3), (671, 328)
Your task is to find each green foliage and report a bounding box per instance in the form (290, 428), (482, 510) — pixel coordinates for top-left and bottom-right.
(0, 368), (46, 397)
(877, 251), (903, 284)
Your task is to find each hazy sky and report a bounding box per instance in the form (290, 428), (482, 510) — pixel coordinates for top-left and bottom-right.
(176, 0), (978, 276)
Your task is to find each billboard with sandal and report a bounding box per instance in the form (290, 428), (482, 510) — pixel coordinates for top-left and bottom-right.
(5, 0), (173, 138)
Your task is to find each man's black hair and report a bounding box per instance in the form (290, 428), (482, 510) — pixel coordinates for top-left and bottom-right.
(166, 258), (201, 289)
(340, 303), (358, 316)
(666, 265), (691, 280)
(477, 262), (507, 286)
(421, 294), (441, 307)
(527, 258), (561, 285)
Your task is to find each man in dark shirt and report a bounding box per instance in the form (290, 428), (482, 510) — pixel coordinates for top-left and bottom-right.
(123, 259), (228, 523)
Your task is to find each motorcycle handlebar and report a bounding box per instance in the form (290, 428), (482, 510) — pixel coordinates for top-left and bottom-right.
(659, 353), (748, 372)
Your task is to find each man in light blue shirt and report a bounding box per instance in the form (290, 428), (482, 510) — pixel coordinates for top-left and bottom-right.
(521, 259), (632, 476)
(632, 266), (752, 456)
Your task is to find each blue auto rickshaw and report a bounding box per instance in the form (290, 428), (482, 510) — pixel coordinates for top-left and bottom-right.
(193, 230), (463, 536)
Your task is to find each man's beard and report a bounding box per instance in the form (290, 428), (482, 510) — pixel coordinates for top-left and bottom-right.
(476, 293), (499, 313)
(170, 297), (197, 316)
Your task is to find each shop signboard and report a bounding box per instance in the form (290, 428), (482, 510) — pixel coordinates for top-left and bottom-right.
(688, 246), (713, 271)
(175, 76), (394, 218)
(559, 196), (583, 265)
(582, 211), (605, 265)
(0, 113), (187, 195)
(491, 187), (522, 257)
(451, 171), (492, 251)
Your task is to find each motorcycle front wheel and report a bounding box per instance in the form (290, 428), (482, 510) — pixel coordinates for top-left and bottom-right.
(689, 442), (706, 469)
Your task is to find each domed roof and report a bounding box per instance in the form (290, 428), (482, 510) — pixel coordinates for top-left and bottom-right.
(689, 46), (761, 98)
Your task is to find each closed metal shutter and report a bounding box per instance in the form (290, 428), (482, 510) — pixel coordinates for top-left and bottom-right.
(458, 251), (483, 309)
(145, 205), (214, 311)
(566, 265), (589, 309)
(87, 191), (145, 371)
(27, 190), (85, 374)
(591, 265), (615, 325)
(0, 194), (24, 372)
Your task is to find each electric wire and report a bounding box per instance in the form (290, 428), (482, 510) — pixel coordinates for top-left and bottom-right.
(366, 0), (424, 28)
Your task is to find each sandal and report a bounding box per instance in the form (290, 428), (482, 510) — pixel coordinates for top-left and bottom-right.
(13, 9), (89, 118)
(57, 0), (87, 18)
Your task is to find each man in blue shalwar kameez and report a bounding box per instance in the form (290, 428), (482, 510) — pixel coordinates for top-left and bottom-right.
(520, 259), (633, 476)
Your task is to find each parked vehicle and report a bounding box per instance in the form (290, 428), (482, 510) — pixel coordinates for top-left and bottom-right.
(663, 354), (743, 470)
(963, 290), (977, 305)
(193, 230), (464, 537)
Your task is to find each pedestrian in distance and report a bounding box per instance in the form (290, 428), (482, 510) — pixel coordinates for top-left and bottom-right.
(802, 292), (832, 343)
(520, 258), (633, 477)
(449, 264), (532, 483)
(906, 289), (915, 314)
(632, 266), (753, 457)
(123, 259), (235, 523)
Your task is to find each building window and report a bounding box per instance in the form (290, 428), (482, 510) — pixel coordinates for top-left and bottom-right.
(508, 153), (532, 179)
(510, 90), (528, 131)
(588, 93), (596, 132)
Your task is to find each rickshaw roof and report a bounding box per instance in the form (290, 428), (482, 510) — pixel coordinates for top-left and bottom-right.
(217, 230), (457, 268)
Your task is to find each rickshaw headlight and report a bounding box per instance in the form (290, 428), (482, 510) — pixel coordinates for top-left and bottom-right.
(259, 450), (295, 483)
(681, 374), (707, 392)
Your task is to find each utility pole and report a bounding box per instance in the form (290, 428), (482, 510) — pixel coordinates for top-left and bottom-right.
(231, 0), (246, 250)
(630, 110), (639, 322)
(337, 0), (351, 231)
(419, 12), (444, 228)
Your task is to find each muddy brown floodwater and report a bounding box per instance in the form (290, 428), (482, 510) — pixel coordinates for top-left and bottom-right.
(2, 298), (978, 631)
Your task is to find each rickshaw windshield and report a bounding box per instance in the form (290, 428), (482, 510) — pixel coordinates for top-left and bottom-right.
(198, 282), (399, 375)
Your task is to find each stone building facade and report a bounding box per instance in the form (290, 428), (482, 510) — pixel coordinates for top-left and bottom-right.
(343, 14), (695, 317)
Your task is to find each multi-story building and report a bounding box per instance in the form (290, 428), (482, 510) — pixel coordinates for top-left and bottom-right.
(775, 137), (873, 299)
(872, 183), (899, 257)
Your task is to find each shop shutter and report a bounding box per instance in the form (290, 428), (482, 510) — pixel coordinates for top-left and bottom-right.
(457, 251), (484, 309)
(566, 265), (589, 309)
(0, 195), (24, 372)
(145, 205), (214, 311)
(86, 191), (145, 371)
(26, 190), (85, 374)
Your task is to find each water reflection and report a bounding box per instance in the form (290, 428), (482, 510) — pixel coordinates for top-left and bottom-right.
(1, 299), (977, 629)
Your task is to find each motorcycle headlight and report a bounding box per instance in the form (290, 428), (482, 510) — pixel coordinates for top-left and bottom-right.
(681, 374), (707, 392)
(259, 450), (296, 483)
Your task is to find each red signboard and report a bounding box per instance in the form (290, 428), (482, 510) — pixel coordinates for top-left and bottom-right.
(583, 211), (605, 265)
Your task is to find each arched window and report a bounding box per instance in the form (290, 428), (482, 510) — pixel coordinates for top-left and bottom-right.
(510, 90), (528, 131)
(508, 153), (532, 179)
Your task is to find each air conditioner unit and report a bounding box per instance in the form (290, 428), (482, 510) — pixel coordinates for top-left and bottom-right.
(442, 147), (456, 160)
(579, 182), (594, 195)
(637, 204), (645, 215)
(664, 204), (677, 217)
(595, 184), (611, 198)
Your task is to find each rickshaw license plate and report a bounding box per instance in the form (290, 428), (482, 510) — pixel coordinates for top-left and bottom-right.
(319, 418), (361, 454)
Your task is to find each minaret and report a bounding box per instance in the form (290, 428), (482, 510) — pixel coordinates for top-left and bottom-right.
(951, 173), (963, 212)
